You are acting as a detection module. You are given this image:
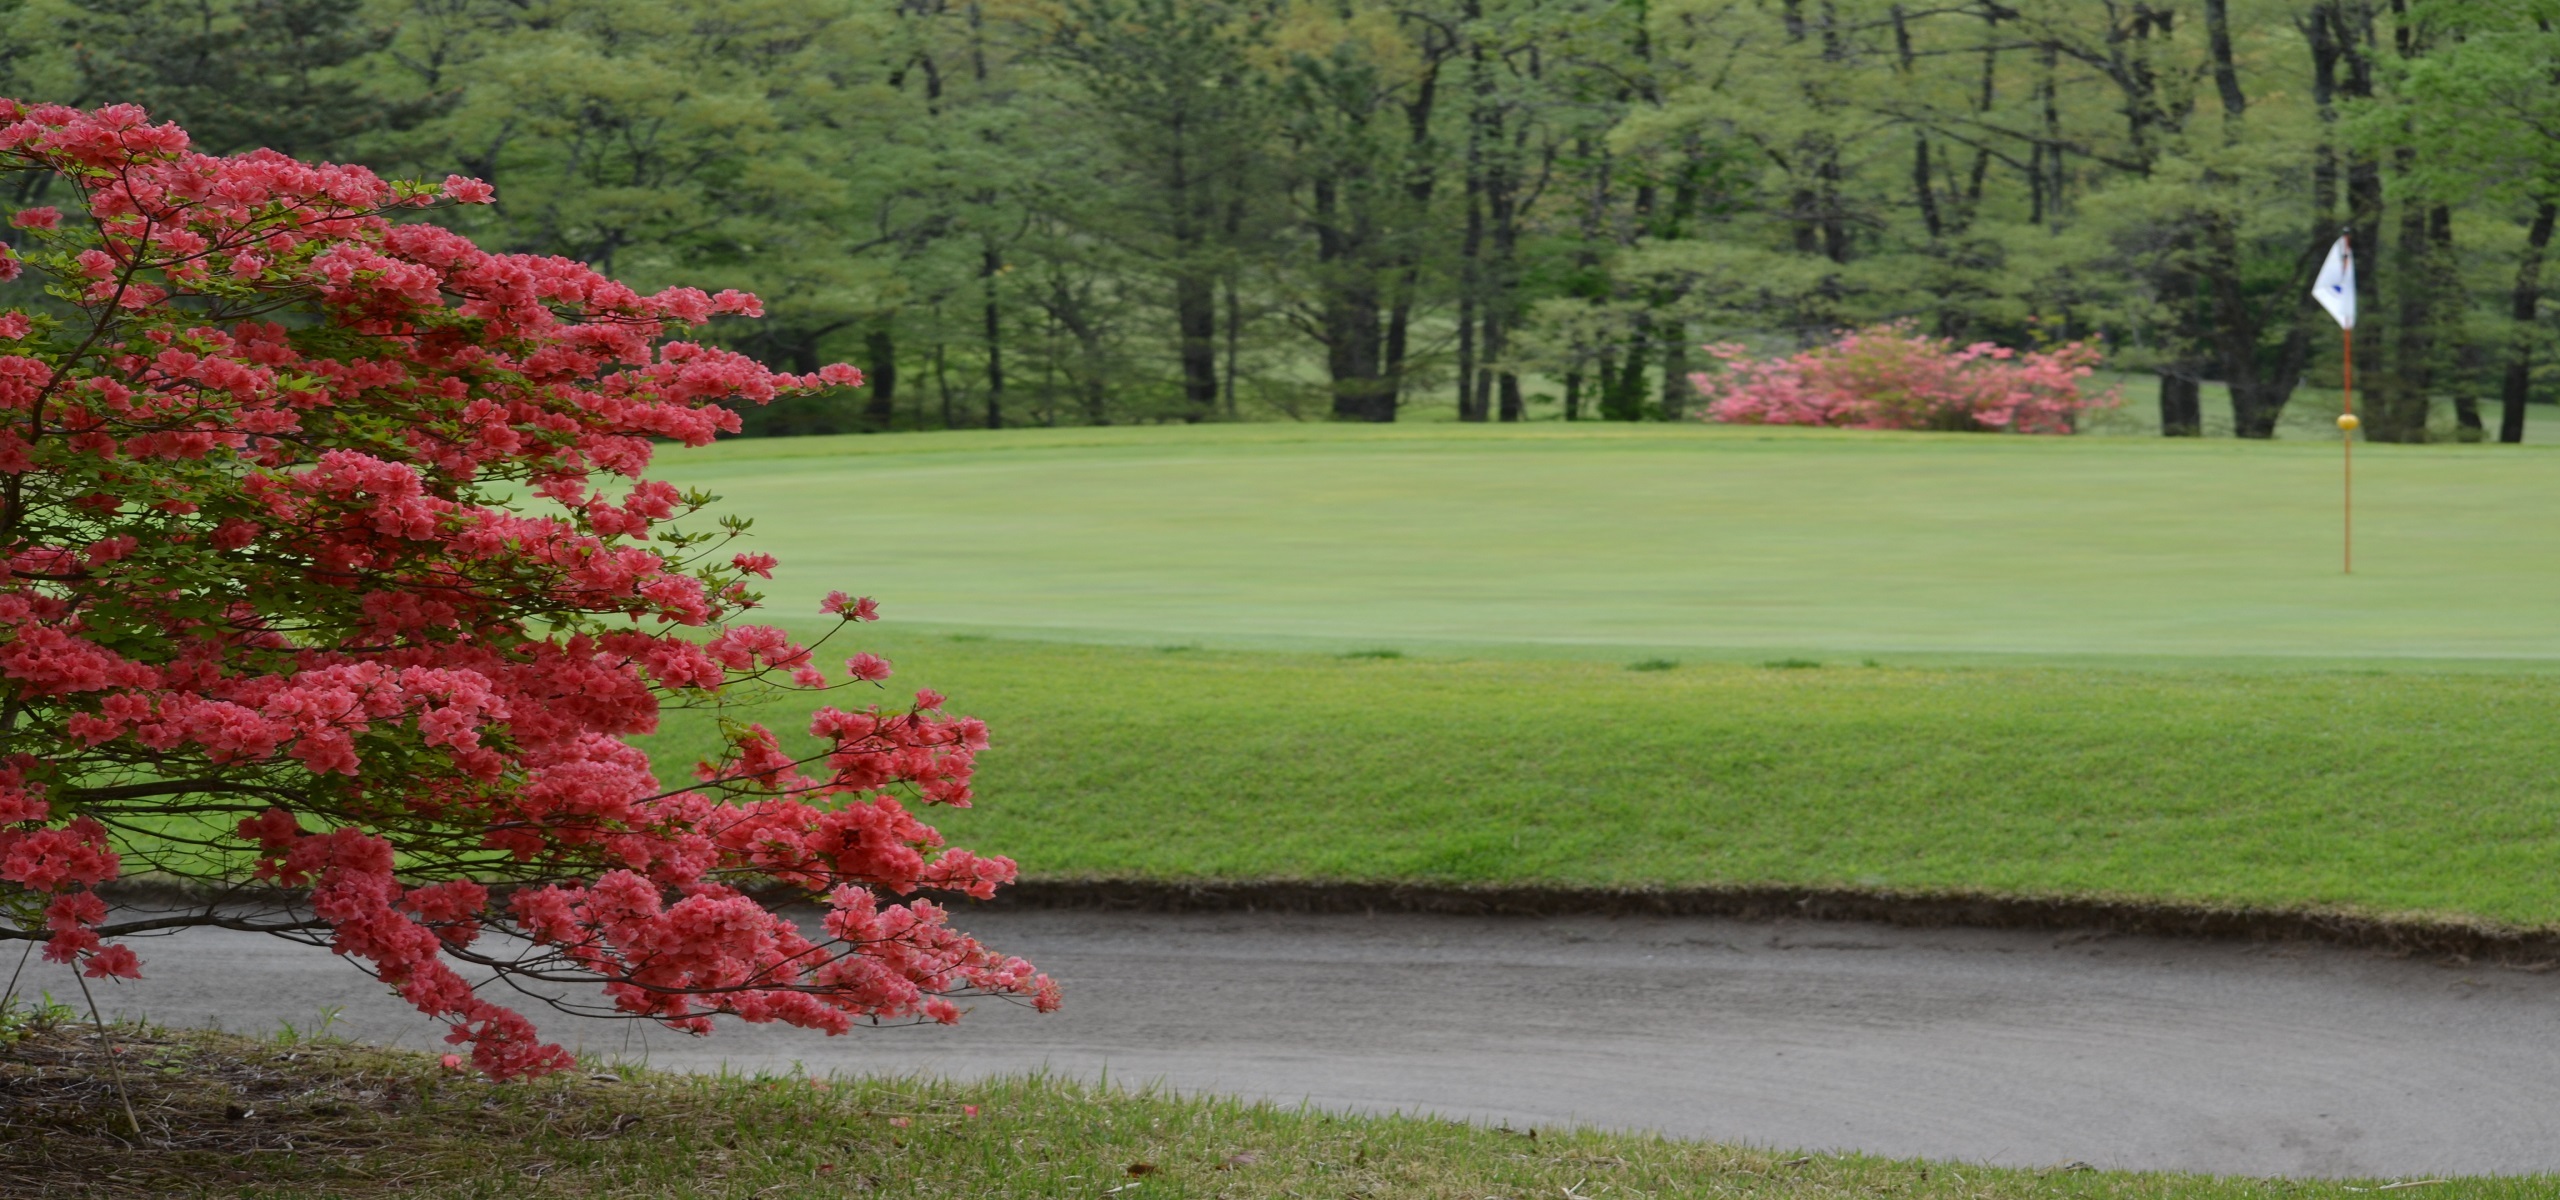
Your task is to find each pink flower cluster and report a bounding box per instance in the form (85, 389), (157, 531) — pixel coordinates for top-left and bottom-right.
(1692, 322), (2119, 434)
(0, 101), (1042, 1079)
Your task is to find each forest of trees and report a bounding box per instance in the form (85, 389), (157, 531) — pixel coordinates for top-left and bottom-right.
(3, 0), (2555, 441)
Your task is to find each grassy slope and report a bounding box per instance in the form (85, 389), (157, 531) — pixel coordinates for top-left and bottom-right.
(2, 1023), (2525, 1198)
(630, 424), (2560, 927)
(643, 633), (2560, 927)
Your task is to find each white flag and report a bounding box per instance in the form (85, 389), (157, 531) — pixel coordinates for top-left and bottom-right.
(2313, 236), (2356, 330)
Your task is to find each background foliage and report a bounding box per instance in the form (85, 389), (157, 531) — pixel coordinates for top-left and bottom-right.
(1, 0), (2549, 440)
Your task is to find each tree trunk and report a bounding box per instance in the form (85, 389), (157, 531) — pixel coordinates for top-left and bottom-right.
(1957, 7), (1999, 231)
(1224, 195), (1245, 419)
(2203, 0), (2248, 122)
(1617, 322), (1650, 419)
(1222, 273), (1241, 420)
(1175, 269), (1218, 421)
(2159, 371), (2202, 436)
(1600, 323), (1649, 421)
(1592, 348), (1622, 419)
(982, 242), (1005, 430)
(2437, 207), (2485, 442)
(2038, 43), (2063, 226)
(933, 337), (954, 430)
(1327, 284), (1393, 422)
(2376, 180), (2436, 442)
(1312, 176), (1396, 423)
(1455, 193), (1483, 420)
(1891, 6), (1943, 241)
(1456, 15), (1489, 423)
(2308, 4), (2339, 221)
(2501, 201), (2556, 444)
(863, 324), (898, 431)
(1169, 119), (1219, 422)
(1658, 330), (1687, 420)
(1378, 43), (1447, 415)
(2336, 1), (2389, 442)
(1481, 29), (1526, 425)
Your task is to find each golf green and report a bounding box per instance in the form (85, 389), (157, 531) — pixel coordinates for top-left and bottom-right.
(657, 423), (2560, 663)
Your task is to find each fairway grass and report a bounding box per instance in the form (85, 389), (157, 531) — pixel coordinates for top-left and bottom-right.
(5, 1022), (2534, 1197)
(641, 632), (2560, 929)
(658, 422), (2560, 662)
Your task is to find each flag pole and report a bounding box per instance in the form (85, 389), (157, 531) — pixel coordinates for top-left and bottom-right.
(2316, 230), (2358, 575)
(2340, 328), (2355, 575)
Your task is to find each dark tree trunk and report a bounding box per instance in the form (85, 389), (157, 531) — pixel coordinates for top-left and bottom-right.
(2027, 143), (2046, 226)
(1456, 15), (1489, 423)
(1175, 270), (1218, 421)
(1615, 338), (1649, 420)
(1326, 285), (1393, 422)
(2335, 1), (2388, 439)
(2037, 43), (2063, 226)
(1223, 195), (1245, 419)
(2376, 181), (2436, 442)
(1168, 118), (1220, 422)
(2502, 201), (2556, 444)
(1659, 333), (1687, 420)
(933, 338), (954, 430)
(1957, 8), (1999, 231)
(2434, 206), (2485, 441)
(1481, 31), (1526, 425)
(1600, 324), (1649, 421)
(2159, 372), (2203, 436)
(1380, 45), (1446, 415)
(1221, 275), (1241, 420)
(1891, 6), (1942, 240)
(1592, 348), (1622, 420)
(863, 325), (898, 430)
(2367, 0), (2445, 443)
(1455, 195), (1483, 420)
(982, 243), (1005, 430)
(1818, 155), (1849, 263)
(2307, 5), (2339, 220)
(1312, 176), (1396, 423)
(2204, 0), (2248, 121)
(1563, 369), (1583, 421)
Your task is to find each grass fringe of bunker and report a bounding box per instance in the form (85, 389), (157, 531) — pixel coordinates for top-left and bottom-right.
(5, 1021), (2556, 1198)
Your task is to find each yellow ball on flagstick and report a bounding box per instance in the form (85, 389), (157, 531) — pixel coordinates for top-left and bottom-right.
(2337, 413), (2360, 431)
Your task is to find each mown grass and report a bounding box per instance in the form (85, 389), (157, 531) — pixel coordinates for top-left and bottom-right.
(654, 422), (2560, 661)
(641, 632), (2560, 929)
(0, 1020), (2524, 1198)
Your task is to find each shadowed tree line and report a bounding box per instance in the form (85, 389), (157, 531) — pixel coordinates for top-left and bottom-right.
(2, 0), (2551, 441)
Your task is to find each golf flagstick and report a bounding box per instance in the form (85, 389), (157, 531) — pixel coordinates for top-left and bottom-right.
(2313, 233), (2357, 574)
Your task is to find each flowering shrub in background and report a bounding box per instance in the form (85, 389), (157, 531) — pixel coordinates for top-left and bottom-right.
(1692, 322), (2119, 434)
(0, 101), (1053, 1079)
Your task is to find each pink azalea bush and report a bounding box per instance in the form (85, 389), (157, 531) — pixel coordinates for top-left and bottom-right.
(1692, 322), (2118, 434)
(0, 101), (1054, 1079)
